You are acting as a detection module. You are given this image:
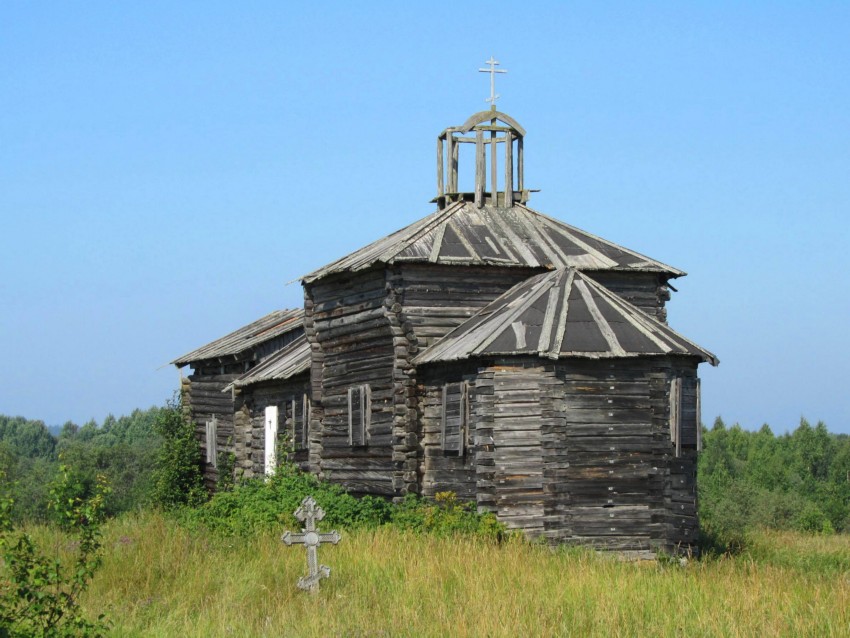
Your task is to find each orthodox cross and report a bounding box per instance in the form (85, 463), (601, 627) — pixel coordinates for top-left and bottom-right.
(479, 56), (507, 106)
(281, 496), (341, 593)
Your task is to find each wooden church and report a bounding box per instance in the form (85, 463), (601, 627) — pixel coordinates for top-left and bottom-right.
(173, 87), (717, 555)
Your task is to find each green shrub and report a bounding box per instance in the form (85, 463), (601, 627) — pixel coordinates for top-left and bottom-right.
(392, 491), (506, 540)
(215, 448), (237, 493)
(182, 464), (393, 536)
(180, 464), (504, 541)
(795, 503), (834, 534)
(0, 469), (110, 637)
(149, 396), (206, 510)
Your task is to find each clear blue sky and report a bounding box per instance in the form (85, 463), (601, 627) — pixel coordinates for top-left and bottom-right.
(1, 2), (848, 434)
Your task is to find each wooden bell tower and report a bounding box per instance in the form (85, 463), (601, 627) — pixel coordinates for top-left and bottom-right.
(435, 58), (531, 209)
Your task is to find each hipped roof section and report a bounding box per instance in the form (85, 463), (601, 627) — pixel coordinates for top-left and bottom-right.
(223, 335), (311, 391)
(414, 268), (718, 366)
(302, 201), (684, 283)
(171, 309), (304, 367)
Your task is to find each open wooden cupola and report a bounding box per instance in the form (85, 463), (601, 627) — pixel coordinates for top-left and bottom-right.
(435, 106), (532, 210)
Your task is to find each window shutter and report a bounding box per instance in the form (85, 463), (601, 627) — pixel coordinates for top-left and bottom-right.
(696, 378), (702, 452)
(205, 415), (218, 467)
(302, 394), (310, 451)
(442, 382), (468, 455)
(670, 376), (701, 456)
(348, 385), (370, 446)
(669, 378), (682, 457)
(288, 398), (299, 451)
(264, 406), (278, 476)
(680, 377), (698, 450)
(288, 394), (310, 451)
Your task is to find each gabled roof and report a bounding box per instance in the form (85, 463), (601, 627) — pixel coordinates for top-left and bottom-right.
(224, 335), (311, 391)
(171, 309), (303, 367)
(302, 201), (684, 283)
(413, 268), (718, 366)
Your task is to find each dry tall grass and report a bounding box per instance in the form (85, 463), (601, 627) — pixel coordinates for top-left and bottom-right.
(46, 513), (850, 636)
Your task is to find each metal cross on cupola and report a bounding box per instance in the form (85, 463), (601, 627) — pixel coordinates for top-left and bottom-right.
(479, 56), (507, 107)
(281, 496), (341, 593)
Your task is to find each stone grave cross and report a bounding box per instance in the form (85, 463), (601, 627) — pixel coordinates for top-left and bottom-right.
(281, 496), (341, 592)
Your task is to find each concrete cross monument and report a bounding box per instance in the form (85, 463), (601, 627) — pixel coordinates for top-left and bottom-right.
(281, 496), (341, 593)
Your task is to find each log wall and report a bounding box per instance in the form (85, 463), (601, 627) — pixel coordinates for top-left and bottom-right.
(585, 271), (671, 322)
(482, 362), (552, 535)
(551, 357), (699, 554)
(418, 364), (478, 501)
(305, 269), (397, 496)
(419, 355), (702, 555)
(234, 376), (311, 478)
(181, 373), (239, 490)
(396, 264), (539, 348)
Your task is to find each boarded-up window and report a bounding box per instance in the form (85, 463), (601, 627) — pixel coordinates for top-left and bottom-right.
(264, 406), (278, 476)
(348, 385), (371, 447)
(442, 381), (470, 455)
(205, 416), (218, 467)
(670, 376), (700, 457)
(287, 394), (310, 451)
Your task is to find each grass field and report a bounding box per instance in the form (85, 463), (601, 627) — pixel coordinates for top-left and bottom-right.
(27, 513), (841, 637)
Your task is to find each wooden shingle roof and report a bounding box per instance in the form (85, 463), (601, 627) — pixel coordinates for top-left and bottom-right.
(413, 268), (718, 365)
(225, 335), (311, 390)
(171, 309), (303, 366)
(302, 201), (685, 283)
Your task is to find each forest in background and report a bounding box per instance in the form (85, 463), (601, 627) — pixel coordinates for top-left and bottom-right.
(1, 405), (848, 635)
(0, 407), (848, 544)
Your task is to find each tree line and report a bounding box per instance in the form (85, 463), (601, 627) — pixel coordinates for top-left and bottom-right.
(699, 417), (850, 547)
(1, 408), (848, 541)
(0, 409), (165, 522)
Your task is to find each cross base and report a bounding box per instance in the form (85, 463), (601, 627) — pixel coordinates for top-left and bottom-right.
(297, 565), (331, 593)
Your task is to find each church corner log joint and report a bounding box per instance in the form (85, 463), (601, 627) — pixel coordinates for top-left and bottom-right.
(171, 104), (718, 557)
